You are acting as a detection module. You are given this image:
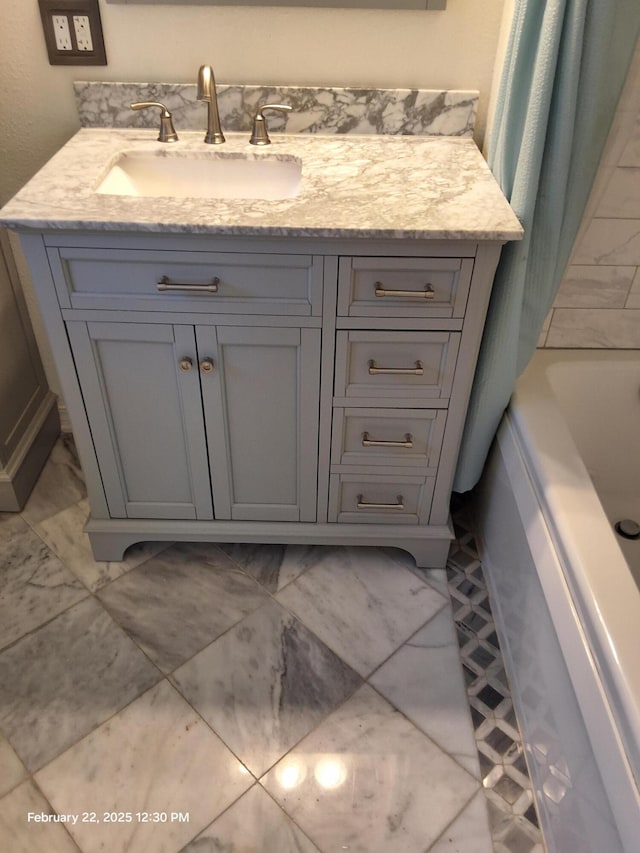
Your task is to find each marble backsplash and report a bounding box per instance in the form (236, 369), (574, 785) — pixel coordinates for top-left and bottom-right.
(74, 82), (478, 137)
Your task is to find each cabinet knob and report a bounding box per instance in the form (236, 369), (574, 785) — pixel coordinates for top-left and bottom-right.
(200, 358), (215, 373)
(179, 357), (193, 372)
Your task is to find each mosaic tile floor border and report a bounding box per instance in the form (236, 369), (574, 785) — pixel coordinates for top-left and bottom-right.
(448, 495), (545, 853)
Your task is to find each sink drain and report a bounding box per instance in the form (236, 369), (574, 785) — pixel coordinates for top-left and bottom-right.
(614, 519), (640, 540)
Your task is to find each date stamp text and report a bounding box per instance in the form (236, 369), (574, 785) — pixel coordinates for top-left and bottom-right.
(27, 811), (190, 826)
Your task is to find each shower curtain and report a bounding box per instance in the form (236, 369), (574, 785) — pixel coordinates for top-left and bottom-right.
(454, 0), (640, 492)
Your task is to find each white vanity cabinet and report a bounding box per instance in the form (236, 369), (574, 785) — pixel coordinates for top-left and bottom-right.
(17, 230), (503, 568)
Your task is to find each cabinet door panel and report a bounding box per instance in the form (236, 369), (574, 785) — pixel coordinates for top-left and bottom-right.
(67, 321), (212, 520)
(197, 326), (320, 522)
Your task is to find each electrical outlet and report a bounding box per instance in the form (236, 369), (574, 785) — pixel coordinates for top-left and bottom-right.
(52, 15), (72, 51)
(73, 15), (93, 51)
(38, 0), (106, 66)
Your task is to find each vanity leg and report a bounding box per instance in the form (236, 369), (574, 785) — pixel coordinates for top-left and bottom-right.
(87, 531), (143, 563)
(390, 538), (452, 570)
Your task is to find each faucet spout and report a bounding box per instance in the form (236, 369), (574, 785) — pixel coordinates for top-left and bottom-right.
(196, 65), (225, 145)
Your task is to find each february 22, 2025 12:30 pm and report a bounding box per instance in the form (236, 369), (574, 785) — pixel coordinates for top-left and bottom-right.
(26, 811), (191, 826)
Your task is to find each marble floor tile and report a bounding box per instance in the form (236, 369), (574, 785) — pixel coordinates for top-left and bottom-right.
(276, 546), (446, 676)
(0, 781), (80, 853)
(183, 784), (320, 852)
(415, 567), (450, 599)
(0, 597), (161, 771)
(0, 512), (26, 544)
(173, 598), (361, 777)
(218, 542), (329, 592)
(32, 498), (169, 591)
(0, 733), (27, 799)
(98, 542), (270, 673)
(35, 680), (253, 853)
(262, 684), (479, 853)
(370, 604), (481, 779)
(0, 515), (87, 651)
(430, 789), (493, 853)
(20, 434), (86, 526)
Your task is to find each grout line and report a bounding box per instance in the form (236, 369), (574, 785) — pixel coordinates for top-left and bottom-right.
(171, 781), (259, 852)
(27, 776), (84, 852)
(425, 786), (485, 852)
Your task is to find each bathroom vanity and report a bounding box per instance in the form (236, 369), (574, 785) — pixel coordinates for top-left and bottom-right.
(1, 129), (521, 565)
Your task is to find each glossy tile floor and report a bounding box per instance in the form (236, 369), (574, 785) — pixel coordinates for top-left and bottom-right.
(0, 436), (541, 852)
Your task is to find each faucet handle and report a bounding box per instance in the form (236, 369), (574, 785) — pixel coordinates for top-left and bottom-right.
(130, 102), (178, 143)
(249, 104), (292, 146)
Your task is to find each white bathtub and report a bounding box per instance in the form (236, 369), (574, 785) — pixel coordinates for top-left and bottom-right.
(475, 349), (640, 853)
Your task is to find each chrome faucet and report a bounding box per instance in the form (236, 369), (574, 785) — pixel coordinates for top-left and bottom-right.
(196, 65), (225, 144)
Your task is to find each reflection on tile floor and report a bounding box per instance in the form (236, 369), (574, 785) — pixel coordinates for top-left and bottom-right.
(0, 437), (544, 852)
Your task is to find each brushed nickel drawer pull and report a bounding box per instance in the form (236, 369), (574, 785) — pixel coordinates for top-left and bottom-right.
(368, 359), (423, 376)
(356, 494), (404, 510)
(374, 282), (435, 299)
(362, 432), (413, 448)
(157, 275), (220, 293)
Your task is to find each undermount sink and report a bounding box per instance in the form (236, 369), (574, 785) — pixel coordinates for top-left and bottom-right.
(95, 150), (302, 200)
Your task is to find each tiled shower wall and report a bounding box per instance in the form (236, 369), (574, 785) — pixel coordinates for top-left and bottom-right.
(540, 37), (640, 348)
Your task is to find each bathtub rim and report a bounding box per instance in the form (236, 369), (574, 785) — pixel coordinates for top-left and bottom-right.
(510, 348), (640, 794)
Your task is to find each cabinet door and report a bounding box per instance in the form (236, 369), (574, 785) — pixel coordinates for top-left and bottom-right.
(197, 326), (320, 522)
(66, 321), (213, 520)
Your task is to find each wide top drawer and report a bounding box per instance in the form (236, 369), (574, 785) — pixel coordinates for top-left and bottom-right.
(338, 256), (473, 319)
(47, 248), (322, 315)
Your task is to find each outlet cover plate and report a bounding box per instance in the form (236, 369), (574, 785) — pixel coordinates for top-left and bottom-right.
(38, 0), (107, 66)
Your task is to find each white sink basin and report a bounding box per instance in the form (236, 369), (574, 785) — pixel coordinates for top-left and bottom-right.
(95, 150), (302, 200)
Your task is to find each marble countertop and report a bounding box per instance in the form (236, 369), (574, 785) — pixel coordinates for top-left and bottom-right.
(0, 129), (523, 241)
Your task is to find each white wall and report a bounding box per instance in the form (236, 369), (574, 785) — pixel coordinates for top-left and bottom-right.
(0, 0), (506, 393)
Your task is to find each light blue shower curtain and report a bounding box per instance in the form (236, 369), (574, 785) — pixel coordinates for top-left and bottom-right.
(454, 0), (640, 492)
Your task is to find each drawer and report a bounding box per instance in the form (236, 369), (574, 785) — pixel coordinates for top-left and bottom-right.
(338, 257), (473, 319)
(334, 330), (460, 401)
(331, 408), (446, 470)
(47, 248), (322, 315)
(328, 473), (434, 524)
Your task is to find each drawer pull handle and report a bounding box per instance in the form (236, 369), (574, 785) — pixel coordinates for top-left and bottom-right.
(362, 432), (413, 448)
(178, 357), (193, 372)
(374, 282), (435, 299)
(200, 359), (215, 373)
(157, 275), (220, 293)
(356, 494), (404, 511)
(368, 359), (423, 376)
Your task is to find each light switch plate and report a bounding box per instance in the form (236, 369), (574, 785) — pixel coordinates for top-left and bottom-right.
(38, 0), (107, 66)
